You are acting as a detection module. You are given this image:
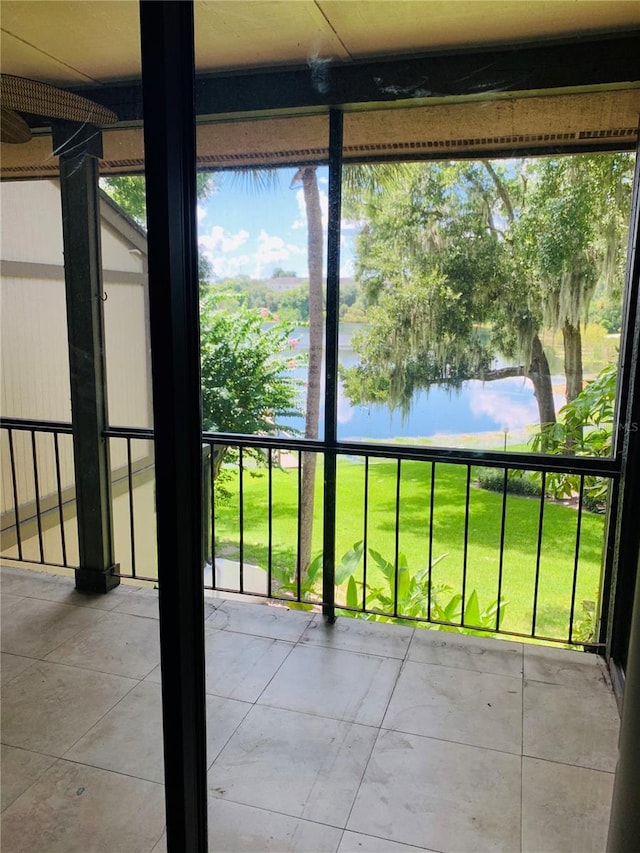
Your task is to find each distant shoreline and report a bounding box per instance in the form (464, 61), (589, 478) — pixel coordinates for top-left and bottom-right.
(339, 426), (536, 450)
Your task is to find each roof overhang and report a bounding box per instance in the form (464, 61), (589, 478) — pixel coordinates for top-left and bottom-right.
(2, 4), (639, 178)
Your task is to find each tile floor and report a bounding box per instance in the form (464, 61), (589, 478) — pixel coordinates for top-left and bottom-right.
(0, 565), (620, 853)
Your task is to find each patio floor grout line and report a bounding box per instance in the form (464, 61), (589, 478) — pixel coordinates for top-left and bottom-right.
(2, 567), (620, 852)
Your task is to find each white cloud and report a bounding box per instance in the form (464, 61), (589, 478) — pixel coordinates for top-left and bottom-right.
(196, 205), (207, 223)
(200, 250), (253, 280)
(198, 225), (249, 254)
(254, 230), (304, 278)
(468, 380), (538, 431)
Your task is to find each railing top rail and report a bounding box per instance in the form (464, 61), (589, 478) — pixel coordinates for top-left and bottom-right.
(201, 431), (621, 478)
(0, 417), (74, 435)
(1, 417), (620, 478)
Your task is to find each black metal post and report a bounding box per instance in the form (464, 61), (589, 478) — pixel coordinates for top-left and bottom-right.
(322, 108), (343, 622)
(606, 133), (640, 853)
(53, 121), (119, 593)
(607, 547), (640, 852)
(140, 2), (208, 851)
(606, 137), (640, 669)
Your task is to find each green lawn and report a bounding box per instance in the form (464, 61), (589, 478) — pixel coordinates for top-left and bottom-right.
(213, 456), (605, 641)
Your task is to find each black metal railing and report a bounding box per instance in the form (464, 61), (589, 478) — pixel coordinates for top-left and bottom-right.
(1, 419), (75, 568)
(1, 416), (620, 647)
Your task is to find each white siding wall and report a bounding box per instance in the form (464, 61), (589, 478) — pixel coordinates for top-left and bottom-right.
(1, 180), (152, 526)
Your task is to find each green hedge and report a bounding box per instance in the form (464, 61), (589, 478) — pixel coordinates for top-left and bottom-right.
(476, 467), (541, 497)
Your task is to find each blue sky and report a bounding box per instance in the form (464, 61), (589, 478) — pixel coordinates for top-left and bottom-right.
(197, 165), (356, 280)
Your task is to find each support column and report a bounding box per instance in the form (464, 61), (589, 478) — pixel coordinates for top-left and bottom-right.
(607, 546), (640, 851)
(140, 2), (208, 851)
(606, 134), (640, 853)
(322, 109), (343, 622)
(53, 121), (119, 593)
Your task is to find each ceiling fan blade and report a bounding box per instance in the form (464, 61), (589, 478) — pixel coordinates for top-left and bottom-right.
(1, 106), (32, 143)
(0, 74), (117, 128)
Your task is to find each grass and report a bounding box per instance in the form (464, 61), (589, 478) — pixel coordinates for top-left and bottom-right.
(213, 456), (605, 641)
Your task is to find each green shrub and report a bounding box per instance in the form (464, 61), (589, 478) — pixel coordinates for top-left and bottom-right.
(476, 467), (540, 497)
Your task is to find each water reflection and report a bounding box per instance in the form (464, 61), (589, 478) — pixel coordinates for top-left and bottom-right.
(280, 324), (618, 447)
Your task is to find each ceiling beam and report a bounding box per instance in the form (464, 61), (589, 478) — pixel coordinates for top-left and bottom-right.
(37, 31), (640, 128)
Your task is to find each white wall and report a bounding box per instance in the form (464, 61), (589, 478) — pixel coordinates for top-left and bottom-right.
(1, 179), (153, 523)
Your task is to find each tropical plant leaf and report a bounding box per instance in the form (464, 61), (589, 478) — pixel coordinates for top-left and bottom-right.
(397, 553), (410, 603)
(368, 547), (394, 579)
(346, 576), (359, 610)
(443, 593), (463, 622)
(306, 552), (323, 585)
(464, 589), (481, 627)
(335, 541), (364, 585)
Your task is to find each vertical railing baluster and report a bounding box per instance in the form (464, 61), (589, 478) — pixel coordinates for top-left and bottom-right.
(362, 455), (369, 612)
(53, 432), (68, 567)
(569, 475), (586, 644)
(495, 467), (509, 632)
(239, 447), (244, 593)
(532, 470), (547, 637)
(393, 458), (401, 617)
(31, 430), (44, 563)
(7, 429), (23, 561)
(268, 448), (273, 598)
(297, 453), (302, 601)
(210, 443), (216, 589)
(127, 437), (137, 578)
(461, 464), (471, 626)
(427, 461), (436, 623)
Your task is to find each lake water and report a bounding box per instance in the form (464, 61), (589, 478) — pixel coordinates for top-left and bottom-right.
(281, 324), (616, 447)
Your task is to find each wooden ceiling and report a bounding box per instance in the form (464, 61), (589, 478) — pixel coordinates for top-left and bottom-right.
(2, 1), (640, 85)
(1, 2), (639, 178)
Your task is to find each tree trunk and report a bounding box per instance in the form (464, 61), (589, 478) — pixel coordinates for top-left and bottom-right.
(299, 166), (323, 577)
(563, 320), (583, 403)
(527, 333), (556, 439)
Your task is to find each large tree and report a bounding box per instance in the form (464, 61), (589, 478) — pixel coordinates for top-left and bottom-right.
(516, 154), (633, 405)
(341, 154), (632, 436)
(341, 160), (554, 428)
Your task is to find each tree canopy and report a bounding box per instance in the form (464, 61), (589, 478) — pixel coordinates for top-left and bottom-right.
(341, 153), (633, 433)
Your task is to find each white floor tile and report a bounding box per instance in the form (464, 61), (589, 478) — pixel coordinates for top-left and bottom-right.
(209, 705), (377, 826)
(409, 629), (523, 677)
(1, 595), (106, 659)
(301, 616), (413, 659)
(1, 759), (165, 853)
(259, 644), (401, 726)
(383, 659), (522, 753)
(524, 644), (611, 688)
(203, 627), (294, 701)
(523, 679), (619, 771)
(208, 798), (343, 852)
(1, 652), (36, 686)
(66, 681), (251, 782)
(0, 567), (123, 610)
(1, 659), (136, 756)
(522, 756), (614, 853)
(338, 831), (437, 852)
(0, 745), (56, 812)
(348, 729), (522, 852)
(207, 599), (314, 641)
(45, 610), (160, 679)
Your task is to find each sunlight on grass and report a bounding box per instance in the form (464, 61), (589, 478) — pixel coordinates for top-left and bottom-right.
(213, 456), (605, 640)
